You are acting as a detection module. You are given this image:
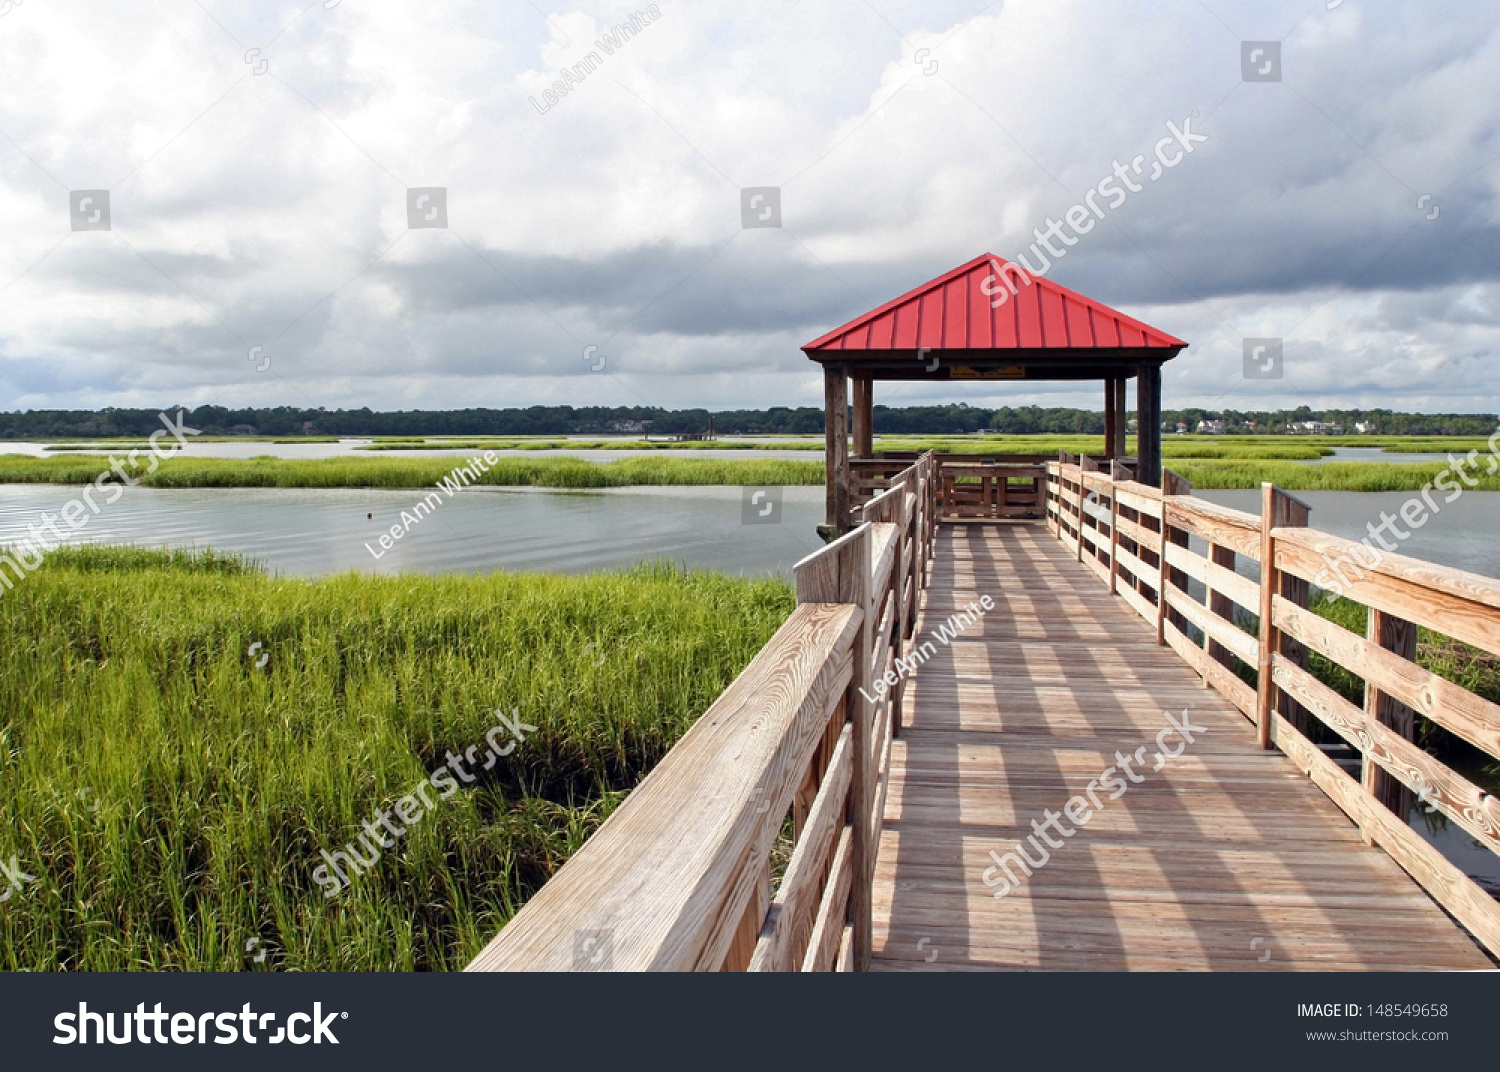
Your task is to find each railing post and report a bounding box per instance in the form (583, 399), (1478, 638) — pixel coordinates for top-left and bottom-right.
(1156, 470), (1192, 646)
(1074, 457), (1087, 563)
(1362, 608), (1418, 826)
(852, 528), (874, 971)
(823, 366), (850, 536)
(1107, 471), (1119, 595)
(1205, 544), (1237, 675)
(1256, 482), (1311, 749)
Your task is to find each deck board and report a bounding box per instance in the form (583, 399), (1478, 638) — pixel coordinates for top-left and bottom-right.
(870, 522), (1494, 971)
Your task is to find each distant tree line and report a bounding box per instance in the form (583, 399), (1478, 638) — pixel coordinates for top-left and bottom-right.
(1160, 406), (1497, 436)
(0, 403), (1492, 438)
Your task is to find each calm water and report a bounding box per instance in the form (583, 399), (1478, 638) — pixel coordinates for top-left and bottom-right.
(1304, 446), (1456, 465)
(0, 484), (825, 580)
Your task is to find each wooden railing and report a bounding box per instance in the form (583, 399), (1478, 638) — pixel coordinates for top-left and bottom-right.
(466, 453), (938, 971)
(850, 452), (1054, 523)
(1046, 457), (1500, 956)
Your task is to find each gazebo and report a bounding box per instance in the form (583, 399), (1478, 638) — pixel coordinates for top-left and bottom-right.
(802, 252), (1187, 533)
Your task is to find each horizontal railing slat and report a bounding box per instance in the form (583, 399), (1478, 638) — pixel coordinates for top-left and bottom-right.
(1272, 596), (1500, 758)
(1163, 585), (1260, 666)
(1163, 619), (1258, 718)
(1164, 540), (1259, 613)
(1275, 532), (1500, 654)
(1165, 498), (1262, 560)
(1270, 654), (1500, 853)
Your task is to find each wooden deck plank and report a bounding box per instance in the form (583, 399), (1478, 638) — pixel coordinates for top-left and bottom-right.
(871, 523), (1494, 972)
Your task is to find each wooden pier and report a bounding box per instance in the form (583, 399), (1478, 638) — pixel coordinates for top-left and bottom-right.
(468, 454), (1500, 972)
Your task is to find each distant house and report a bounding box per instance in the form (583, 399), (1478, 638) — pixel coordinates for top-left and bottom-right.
(1354, 421), (1375, 433)
(1174, 422), (1189, 434)
(230, 424), (259, 436)
(1126, 419), (1138, 433)
(1290, 420), (1343, 435)
(1196, 419), (1225, 434)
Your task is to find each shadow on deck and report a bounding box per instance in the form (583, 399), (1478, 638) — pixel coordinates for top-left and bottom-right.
(873, 522), (1492, 971)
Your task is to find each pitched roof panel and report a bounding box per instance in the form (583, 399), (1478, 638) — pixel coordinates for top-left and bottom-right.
(803, 252), (1186, 354)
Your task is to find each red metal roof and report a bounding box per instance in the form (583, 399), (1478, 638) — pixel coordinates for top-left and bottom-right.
(802, 252), (1186, 354)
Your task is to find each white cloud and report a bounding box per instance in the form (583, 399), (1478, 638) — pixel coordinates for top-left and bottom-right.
(0, 0), (1496, 414)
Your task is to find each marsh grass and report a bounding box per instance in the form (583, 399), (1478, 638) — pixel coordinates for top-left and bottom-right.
(2, 438), (1495, 491)
(0, 546), (793, 970)
(0, 453), (825, 490)
(360, 438), (824, 451)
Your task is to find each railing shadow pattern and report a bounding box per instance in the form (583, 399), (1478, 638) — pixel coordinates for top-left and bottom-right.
(1046, 456), (1500, 957)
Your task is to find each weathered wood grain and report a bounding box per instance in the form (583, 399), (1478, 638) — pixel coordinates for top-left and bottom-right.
(1270, 655), (1500, 854)
(1272, 596), (1500, 757)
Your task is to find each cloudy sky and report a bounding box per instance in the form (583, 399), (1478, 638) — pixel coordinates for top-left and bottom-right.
(0, 0), (1496, 415)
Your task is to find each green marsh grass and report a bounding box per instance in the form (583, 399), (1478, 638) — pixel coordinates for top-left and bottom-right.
(0, 453), (825, 490)
(3, 436), (1494, 491)
(0, 546), (793, 970)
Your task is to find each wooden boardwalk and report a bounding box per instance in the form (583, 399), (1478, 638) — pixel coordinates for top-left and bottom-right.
(873, 522), (1492, 971)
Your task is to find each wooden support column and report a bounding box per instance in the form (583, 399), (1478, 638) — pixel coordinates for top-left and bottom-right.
(1157, 469), (1192, 646)
(1103, 380), (1118, 460)
(1111, 377), (1128, 459)
(851, 376), (873, 459)
(1136, 363), (1162, 487)
(1362, 608), (1418, 821)
(823, 366), (849, 536)
(1256, 483), (1311, 749)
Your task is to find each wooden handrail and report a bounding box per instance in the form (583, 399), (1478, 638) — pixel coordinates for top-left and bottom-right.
(467, 452), (939, 972)
(1042, 463), (1500, 957)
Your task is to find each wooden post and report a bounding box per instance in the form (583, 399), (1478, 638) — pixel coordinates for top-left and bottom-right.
(1206, 544), (1237, 673)
(1256, 483), (1311, 749)
(823, 366), (849, 535)
(851, 376), (873, 460)
(1111, 377), (1128, 459)
(1103, 380), (1118, 460)
(1108, 471), (1119, 595)
(1363, 608), (1418, 820)
(891, 483), (911, 739)
(1074, 458), (1087, 563)
(1136, 363), (1162, 487)
(1157, 469), (1192, 646)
